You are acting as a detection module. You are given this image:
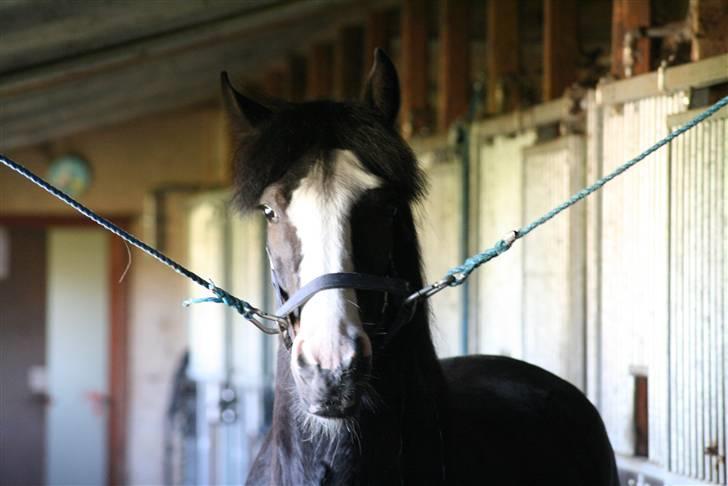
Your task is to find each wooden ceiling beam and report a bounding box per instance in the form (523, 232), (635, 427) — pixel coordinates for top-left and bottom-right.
(0, 0), (401, 150)
(307, 43), (335, 99)
(0, 24), (311, 151)
(334, 25), (365, 100)
(0, 0), (393, 98)
(365, 10), (390, 71)
(543, 0), (579, 100)
(437, 0), (471, 130)
(400, 0), (430, 137)
(288, 55), (308, 102)
(689, 0), (728, 61)
(0, 1), (274, 74)
(486, 0), (519, 114)
(611, 0), (651, 78)
(263, 68), (289, 99)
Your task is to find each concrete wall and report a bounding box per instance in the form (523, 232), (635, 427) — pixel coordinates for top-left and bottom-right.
(1, 102), (231, 485)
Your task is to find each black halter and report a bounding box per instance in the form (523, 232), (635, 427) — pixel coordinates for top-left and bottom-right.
(270, 268), (415, 349)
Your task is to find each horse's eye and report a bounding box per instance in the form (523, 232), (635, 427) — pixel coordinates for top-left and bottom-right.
(259, 204), (278, 223)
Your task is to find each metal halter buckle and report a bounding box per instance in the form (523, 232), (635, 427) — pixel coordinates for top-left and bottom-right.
(246, 308), (288, 335)
(404, 274), (460, 305)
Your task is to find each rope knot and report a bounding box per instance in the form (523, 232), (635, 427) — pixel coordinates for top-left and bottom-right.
(209, 283), (254, 319)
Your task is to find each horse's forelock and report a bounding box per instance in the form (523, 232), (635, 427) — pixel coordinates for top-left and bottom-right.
(231, 100), (426, 213)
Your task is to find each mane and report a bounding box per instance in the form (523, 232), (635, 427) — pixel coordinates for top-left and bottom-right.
(231, 100), (427, 211)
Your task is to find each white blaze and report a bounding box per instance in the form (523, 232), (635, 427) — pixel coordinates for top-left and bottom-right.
(287, 150), (380, 370)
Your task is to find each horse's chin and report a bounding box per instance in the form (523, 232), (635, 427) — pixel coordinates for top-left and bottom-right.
(298, 409), (358, 440)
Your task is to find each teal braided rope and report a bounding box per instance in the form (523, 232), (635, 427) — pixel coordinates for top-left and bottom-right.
(447, 94), (728, 283)
(0, 154), (256, 319)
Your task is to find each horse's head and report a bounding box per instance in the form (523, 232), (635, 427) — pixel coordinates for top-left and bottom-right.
(222, 50), (424, 426)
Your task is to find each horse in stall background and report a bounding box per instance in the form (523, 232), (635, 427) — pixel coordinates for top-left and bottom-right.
(221, 49), (618, 485)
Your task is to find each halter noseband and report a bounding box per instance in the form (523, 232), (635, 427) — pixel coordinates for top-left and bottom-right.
(270, 270), (414, 349)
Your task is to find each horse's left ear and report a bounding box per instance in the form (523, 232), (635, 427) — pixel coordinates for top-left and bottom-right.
(361, 48), (400, 125)
(220, 71), (272, 128)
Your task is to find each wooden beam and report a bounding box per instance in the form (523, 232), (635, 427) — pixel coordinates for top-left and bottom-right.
(263, 67), (289, 99)
(0, 0), (392, 98)
(438, 0), (471, 130)
(486, 0), (519, 113)
(543, 0), (579, 100)
(0, 1), (273, 74)
(0, 28), (292, 151)
(288, 55), (307, 102)
(0, 0), (402, 150)
(0, 2), (365, 152)
(307, 43), (334, 99)
(689, 0), (728, 60)
(365, 10), (389, 71)
(334, 25), (365, 100)
(400, 0), (430, 136)
(611, 0), (651, 78)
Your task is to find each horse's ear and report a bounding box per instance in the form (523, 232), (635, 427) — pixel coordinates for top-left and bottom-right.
(220, 71), (272, 128)
(361, 48), (400, 125)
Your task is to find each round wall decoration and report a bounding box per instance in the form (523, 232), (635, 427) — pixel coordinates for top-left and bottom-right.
(47, 154), (92, 197)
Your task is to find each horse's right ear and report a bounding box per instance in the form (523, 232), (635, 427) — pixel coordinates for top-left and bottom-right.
(220, 71), (272, 128)
(362, 48), (400, 125)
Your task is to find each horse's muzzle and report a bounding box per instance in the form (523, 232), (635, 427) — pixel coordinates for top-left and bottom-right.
(292, 335), (372, 418)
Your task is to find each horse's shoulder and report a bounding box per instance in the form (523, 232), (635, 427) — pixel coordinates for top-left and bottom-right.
(440, 354), (584, 401)
(438, 354), (606, 444)
(437, 354), (618, 486)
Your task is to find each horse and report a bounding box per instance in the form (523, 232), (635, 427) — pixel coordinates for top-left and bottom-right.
(221, 49), (619, 485)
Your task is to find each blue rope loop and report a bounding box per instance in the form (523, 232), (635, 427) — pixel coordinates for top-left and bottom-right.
(211, 285), (255, 319)
(182, 283), (255, 319)
(445, 94), (728, 285)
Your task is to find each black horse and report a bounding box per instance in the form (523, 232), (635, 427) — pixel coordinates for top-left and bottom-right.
(222, 49), (618, 485)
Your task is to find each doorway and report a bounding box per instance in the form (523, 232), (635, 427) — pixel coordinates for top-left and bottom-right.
(0, 218), (129, 486)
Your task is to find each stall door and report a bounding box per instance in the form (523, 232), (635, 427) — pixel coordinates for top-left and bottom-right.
(474, 131), (536, 357)
(522, 135), (586, 389)
(667, 106), (727, 484)
(45, 228), (109, 486)
(418, 153), (463, 357)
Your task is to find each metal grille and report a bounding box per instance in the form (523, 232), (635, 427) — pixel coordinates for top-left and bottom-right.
(522, 135), (586, 389)
(668, 108), (727, 484)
